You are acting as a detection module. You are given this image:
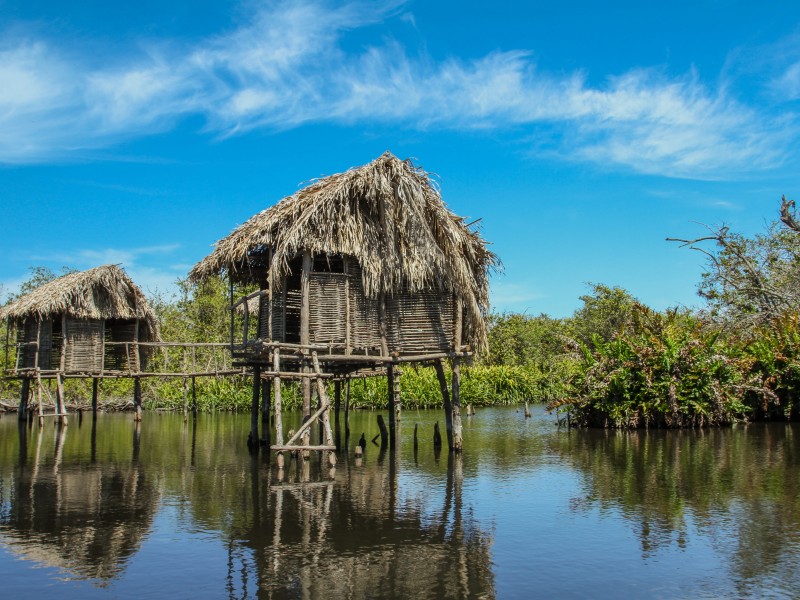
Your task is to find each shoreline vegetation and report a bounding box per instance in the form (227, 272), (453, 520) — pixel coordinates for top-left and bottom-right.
(2, 197), (800, 428)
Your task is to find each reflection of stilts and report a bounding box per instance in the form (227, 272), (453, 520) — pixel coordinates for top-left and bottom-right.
(16, 420), (28, 466)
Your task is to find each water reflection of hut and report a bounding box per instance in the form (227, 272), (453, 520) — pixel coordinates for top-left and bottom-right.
(223, 454), (495, 599)
(190, 152), (496, 455)
(1, 265), (160, 422)
(0, 429), (158, 583)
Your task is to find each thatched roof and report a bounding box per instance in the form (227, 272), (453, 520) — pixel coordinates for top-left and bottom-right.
(190, 152), (497, 350)
(0, 265), (159, 341)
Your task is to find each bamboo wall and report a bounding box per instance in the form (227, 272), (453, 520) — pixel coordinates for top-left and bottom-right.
(265, 256), (456, 354)
(15, 317), (143, 373)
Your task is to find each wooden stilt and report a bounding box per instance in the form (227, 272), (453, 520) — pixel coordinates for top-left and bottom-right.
(387, 364), (396, 447)
(413, 423), (419, 450)
(434, 360), (454, 450)
(36, 372), (44, 428)
(273, 349), (285, 469)
(249, 366), (260, 452)
(92, 377), (99, 421)
(191, 376), (197, 417)
(19, 378), (29, 421)
(57, 319), (68, 426)
(55, 372), (68, 426)
(311, 352), (336, 466)
(133, 376), (142, 422)
(261, 377), (271, 445)
(344, 378), (351, 443)
(334, 380), (341, 451)
(451, 357), (462, 452)
(182, 377), (188, 422)
(300, 251), (312, 453)
(261, 377), (270, 423)
(377, 414), (389, 448)
(451, 297), (463, 452)
(433, 421), (442, 448)
(301, 367), (311, 452)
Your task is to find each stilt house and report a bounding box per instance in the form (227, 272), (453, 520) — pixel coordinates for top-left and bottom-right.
(189, 151), (496, 367)
(189, 152), (496, 454)
(2, 265), (159, 376)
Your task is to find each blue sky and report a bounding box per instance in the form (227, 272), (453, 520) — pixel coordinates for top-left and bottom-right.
(1, 0), (799, 317)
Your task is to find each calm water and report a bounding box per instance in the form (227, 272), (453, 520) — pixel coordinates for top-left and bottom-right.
(0, 406), (799, 599)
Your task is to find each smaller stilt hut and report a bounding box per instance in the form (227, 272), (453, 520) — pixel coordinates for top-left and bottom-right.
(190, 151), (496, 458)
(1, 264), (159, 423)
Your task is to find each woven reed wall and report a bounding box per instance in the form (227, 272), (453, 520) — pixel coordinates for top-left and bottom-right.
(386, 290), (454, 352)
(64, 318), (104, 372)
(271, 284), (286, 342)
(258, 293), (270, 339)
(346, 260), (381, 349)
(260, 256), (457, 353)
(309, 273), (347, 345)
(104, 320), (138, 371)
(16, 318), (59, 370)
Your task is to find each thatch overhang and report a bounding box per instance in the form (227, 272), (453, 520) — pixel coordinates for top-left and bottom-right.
(0, 265), (159, 342)
(189, 152), (497, 350)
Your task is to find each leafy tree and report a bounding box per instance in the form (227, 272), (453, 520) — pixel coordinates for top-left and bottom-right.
(567, 283), (641, 350)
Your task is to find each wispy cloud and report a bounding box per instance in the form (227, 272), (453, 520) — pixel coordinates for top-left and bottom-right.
(3, 244), (185, 299)
(0, 0), (793, 179)
(490, 280), (544, 313)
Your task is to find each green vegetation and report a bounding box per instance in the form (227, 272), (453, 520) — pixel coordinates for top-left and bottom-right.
(4, 197), (800, 426)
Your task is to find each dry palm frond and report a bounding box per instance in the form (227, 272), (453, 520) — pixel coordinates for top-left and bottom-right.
(0, 265), (160, 342)
(190, 152), (498, 350)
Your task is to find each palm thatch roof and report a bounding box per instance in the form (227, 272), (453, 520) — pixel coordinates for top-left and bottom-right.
(0, 265), (159, 341)
(190, 151), (497, 350)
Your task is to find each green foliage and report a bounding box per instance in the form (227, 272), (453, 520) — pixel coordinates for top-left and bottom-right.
(568, 284), (641, 350)
(551, 306), (750, 428)
(741, 313), (800, 420)
(347, 365), (547, 409)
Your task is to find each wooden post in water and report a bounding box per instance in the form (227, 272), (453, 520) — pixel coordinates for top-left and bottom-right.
(92, 377), (99, 420)
(182, 377), (188, 422)
(250, 365), (260, 451)
(377, 414), (389, 448)
(55, 373), (68, 426)
(19, 378), (29, 421)
(434, 360), (454, 450)
(56, 322), (68, 426)
(133, 376), (142, 422)
(273, 349), (284, 469)
(261, 377), (271, 445)
(344, 378), (351, 443)
(334, 380), (341, 451)
(191, 376), (197, 417)
(451, 296), (463, 452)
(451, 357), (463, 452)
(387, 364), (396, 447)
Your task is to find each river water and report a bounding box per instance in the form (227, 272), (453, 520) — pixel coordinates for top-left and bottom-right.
(0, 405), (798, 599)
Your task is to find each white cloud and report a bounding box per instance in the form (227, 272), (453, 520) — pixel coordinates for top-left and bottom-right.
(490, 280), (544, 313)
(0, 0), (793, 179)
(3, 244), (185, 300)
